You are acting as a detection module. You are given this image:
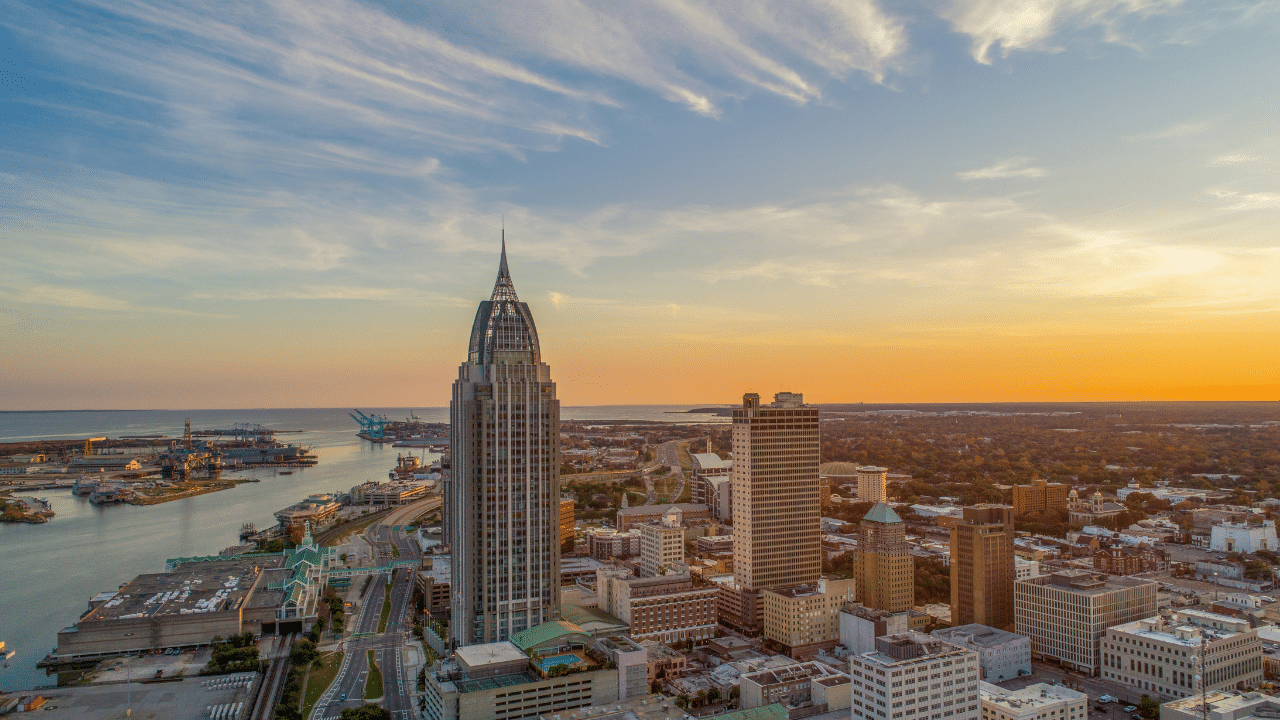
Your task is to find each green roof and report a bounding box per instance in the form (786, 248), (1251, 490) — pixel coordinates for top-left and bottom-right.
(560, 604), (627, 632)
(508, 620), (587, 652)
(863, 502), (902, 524)
(719, 705), (788, 720)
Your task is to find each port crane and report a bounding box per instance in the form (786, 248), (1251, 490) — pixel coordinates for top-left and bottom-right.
(350, 409), (389, 439)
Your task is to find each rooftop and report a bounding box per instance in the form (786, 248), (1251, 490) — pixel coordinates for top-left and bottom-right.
(863, 502), (903, 524)
(454, 640), (528, 669)
(509, 620), (589, 652)
(1020, 569), (1157, 596)
(80, 555), (276, 623)
(934, 624), (1028, 648)
(981, 681), (1087, 710)
(616, 503), (708, 517)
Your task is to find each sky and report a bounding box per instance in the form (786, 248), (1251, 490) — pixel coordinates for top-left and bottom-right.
(1, 0), (1278, 410)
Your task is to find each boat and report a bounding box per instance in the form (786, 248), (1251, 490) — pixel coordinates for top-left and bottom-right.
(3, 650), (14, 661)
(279, 470), (293, 475)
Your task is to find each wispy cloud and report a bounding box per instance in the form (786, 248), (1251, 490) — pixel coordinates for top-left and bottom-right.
(958, 157), (1048, 181)
(1208, 188), (1280, 211)
(937, 0), (1185, 64)
(1129, 120), (1212, 140)
(1209, 154), (1263, 166)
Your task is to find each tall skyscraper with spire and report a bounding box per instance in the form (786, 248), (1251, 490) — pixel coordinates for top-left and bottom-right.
(449, 237), (561, 647)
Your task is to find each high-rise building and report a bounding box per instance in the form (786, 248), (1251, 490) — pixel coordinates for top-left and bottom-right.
(1015, 570), (1158, 675)
(951, 505), (1016, 631)
(849, 633), (982, 720)
(1011, 479), (1070, 516)
(726, 391), (821, 631)
(857, 466), (888, 504)
(853, 503), (914, 612)
(761, 576), (856, 657)
(559, 497), (576, 553)
(449, 240), (561, 647)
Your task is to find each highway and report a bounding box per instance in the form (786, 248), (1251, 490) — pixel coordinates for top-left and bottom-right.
(312, 495), (437, 719)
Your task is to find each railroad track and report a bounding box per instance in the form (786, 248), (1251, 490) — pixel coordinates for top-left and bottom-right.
(245, 633), (296, 720)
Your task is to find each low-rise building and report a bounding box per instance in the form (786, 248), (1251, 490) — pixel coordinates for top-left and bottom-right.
(740, 660), (851, 713)
(849, 633), (982, 720)
(762, 577), (856, 658)
(639, 640), (686, 684)
(1212, 520), (1279, 554)
(422, 628), (647, 720)
(1197, 560), (1276, 592)
(980, 682), (1087, 720)
(1102, 609), (1263, 699)
(596, 568), (718, 644)
(933, 624), (1030, 682)
(69, 456), (141, 471)
(1014, 570), (1158, 675)
(1163, 691), (1280, 720)
(1015, 558), (1040, 580)
(274, 493), (342, 529)
(841, 605), (911, 656)
(349, 480), (428, 505)
(616, 503), (710, 532)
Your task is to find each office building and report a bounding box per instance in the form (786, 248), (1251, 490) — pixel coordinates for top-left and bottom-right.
(980, 682), (1087, 720)
(639, 513), (686, 578)
(1015, 557), (1040, 580)
(560, 497), (576, 553)
(858, 466), (888, 504)
(933, 624), (1030, 682)
(840, 605), (910, 655)
(761, 576), (856, 657)
(951, 505), (1016, 631)
(728, 392), (821, 630)
(595, 568), (718, 644)
(585, 527), (641, 560)
(849, 633), (982, 720)
(1102, 609), (1262, 699)
(1014, 570), (1158, 675)
(449, 240), (561, 647)
(1011, 479), (1070, 516)
(854, 503), (914, 612)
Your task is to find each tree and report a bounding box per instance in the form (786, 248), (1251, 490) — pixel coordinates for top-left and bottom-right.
(675, 695), (690, 709)
(339, 707), (392, 720)
(1139, 694), (1160, 720)
(708, 687), (721, 704)
(289, 640), (318, 667)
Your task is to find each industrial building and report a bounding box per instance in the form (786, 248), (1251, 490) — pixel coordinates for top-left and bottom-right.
(349, 480), (429, 505)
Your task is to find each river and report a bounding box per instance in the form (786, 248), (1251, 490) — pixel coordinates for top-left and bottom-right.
(0, 405), (724, 691)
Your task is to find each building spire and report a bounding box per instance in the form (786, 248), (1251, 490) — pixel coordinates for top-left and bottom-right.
(491, 229), (518, 302)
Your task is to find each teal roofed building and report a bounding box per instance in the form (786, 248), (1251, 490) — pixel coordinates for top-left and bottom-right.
(863, 502), (902, 524)
(508, 620), (589, 656)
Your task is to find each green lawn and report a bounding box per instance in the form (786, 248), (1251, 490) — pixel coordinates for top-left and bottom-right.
(301, 651), (344, 718)
(365, 650), (383, 700)
(377, 581), (392, 633)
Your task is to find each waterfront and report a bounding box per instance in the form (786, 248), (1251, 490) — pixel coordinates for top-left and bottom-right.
(0, 405), (724, 691)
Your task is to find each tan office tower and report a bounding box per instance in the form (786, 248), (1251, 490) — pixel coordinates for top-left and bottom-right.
(950, 505), (1015, 630)
(854, 503), (914, 612)
(857, 466), (888, 504)
(728, 392), (821, 631)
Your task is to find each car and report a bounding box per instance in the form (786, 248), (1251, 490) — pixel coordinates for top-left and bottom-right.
(339, 693), (347, 702)
(1124, 706), (1138, 712)
(1099, 696), (1115, 703)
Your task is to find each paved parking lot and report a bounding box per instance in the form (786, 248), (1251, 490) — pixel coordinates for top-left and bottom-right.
(25, 674), (255, 719)
(995, 662), (1153, 711)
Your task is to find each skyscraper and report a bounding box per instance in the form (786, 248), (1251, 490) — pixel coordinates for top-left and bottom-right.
(853, 503), (914, 612)
(726, 392), (821, 631)
(950, 504), (1015, 630)
(449, 239), (560, 647)
(857, 465), (888, 504)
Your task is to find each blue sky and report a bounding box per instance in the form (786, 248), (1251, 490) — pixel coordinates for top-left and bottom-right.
(2, 0), (1278, 409)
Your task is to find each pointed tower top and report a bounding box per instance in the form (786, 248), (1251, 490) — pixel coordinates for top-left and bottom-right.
(492, 231), (517, 302)
(499, 229), (509, 279)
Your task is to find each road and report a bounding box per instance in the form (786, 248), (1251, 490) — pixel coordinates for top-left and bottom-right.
(647, 440), (688, 505)
(312, 496), (433, 719)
